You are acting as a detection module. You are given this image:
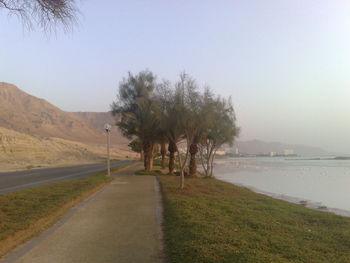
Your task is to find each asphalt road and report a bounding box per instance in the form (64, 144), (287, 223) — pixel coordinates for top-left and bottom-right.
(0, 160), (131, 194)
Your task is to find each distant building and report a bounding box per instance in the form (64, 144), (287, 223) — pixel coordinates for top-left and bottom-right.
(235, 147), (239, 155)
(284, 149), (294, 156)
(216, 150), (226, 156)
(269, 151), (276, 157)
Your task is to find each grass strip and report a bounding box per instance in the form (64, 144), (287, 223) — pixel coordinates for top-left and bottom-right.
(135, 169), (164, 176)
(159, 176), (350, 263)
(0, 162), (134, 257)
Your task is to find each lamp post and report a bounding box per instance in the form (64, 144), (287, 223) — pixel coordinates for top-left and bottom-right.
(104, 123), (111, 176)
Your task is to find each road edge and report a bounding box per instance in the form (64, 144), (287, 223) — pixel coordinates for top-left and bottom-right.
(0, 162), (137, 260)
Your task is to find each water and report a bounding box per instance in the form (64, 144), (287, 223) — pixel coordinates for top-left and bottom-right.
(214, 157), (350, 215)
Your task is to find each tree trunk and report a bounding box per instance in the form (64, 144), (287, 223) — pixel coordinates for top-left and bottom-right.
(209, 149), (217, 177)
(178, 150), (185, 189)
(143, 141), (153, 171)
(177, 139), (190, 189)
(149, 143), (154, 170)
(189, 143), (198, 177)
(140, 150), (144, 161)
(160, 140), (167, 169)
(168, 140), (176, 174)
(146, 143), (154, 171)
(206, 151), (211, 177)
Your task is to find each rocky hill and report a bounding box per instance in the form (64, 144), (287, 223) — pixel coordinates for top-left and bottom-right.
(0, 126), (101, 171)
(71, 112), (128, 147)
(0, 82), (134, 171)
(0, 82), (126, 145)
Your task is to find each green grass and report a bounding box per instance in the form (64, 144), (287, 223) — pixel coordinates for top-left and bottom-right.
(94, 161), (137, 176)
(153, 158), (180, 170)
(153, 159), (168, 167)
(0, 175), (111, 247)
(0, 162), (134, 256)
(159, 177), (350, 263)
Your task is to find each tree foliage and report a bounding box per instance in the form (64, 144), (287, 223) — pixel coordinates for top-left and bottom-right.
(199, 93), (240, 177)
(0, 0), (78, 31)
(128, 138), (142, 153)
(111, 71), (161, 171)
(112, 70), (239, 186)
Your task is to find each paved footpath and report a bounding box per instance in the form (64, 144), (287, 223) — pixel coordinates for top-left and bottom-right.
(1, 164), (164, 263)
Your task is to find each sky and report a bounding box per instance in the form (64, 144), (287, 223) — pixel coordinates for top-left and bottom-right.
(1, 0), (350, 153)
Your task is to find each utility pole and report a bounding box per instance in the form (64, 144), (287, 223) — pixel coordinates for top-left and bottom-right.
(104, 123), (111, 176)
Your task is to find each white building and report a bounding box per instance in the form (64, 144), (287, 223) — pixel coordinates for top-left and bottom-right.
(235, 147), (239, 155)
(216, 150), (226, 156)
(284, 149), (294, 156)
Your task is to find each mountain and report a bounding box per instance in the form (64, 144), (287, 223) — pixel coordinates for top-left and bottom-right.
(0, 82), (126, 145)
(0, 82), (134, 171)
(0, 126), (102, 172)
(71, 112), (128, 147)
(0, 82), (98, 143)
(232, 139), (328, 156)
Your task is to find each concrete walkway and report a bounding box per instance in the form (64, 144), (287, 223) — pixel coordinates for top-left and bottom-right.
(2, 164), (164, 263)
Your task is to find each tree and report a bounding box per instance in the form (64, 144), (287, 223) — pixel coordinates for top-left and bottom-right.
(155, 82), (182, 175)
(199, 95), (239, 177)
(186, 87), (208, 177)
(111, 70), (161, 171)
(159, 137), (167, 169)
(188, 88), (216, 177)
(157, 72), (200, 188)
(174, 73), (202, 185)
(128, 138), (143, 160)
(0, 0), (78, 31)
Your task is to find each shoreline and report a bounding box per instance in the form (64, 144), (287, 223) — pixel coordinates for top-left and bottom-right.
(218, 179), (350, 218)
(159, 175), (350, 262)
(214, 157), (350, 218)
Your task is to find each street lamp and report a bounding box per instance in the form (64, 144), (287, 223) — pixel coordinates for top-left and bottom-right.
(104, 123), (111, 176)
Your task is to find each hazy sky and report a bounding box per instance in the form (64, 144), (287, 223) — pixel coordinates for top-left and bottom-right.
(1, 0), (350, 153)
